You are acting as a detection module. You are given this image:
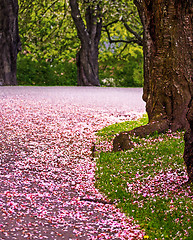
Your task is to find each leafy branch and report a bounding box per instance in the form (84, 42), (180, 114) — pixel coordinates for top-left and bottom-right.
(103, 19), (143, 46)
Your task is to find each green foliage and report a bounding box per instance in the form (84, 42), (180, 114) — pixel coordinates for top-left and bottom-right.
(17, 54), (77, 86)
(99, 50), (143, 87)
(18, 0), (78, 86)
(99, 2), (143, 87)
(18, 0), (79, 62)
(96, 119), (193, 239)
(97, 114), (148, 141)
(18, 0), (144, 87)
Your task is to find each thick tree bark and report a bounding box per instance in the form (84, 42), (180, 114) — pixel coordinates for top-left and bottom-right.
(113, 0), (193, 151)
(0, 0), (21, 86)
(70, 0), (101, 86)
(184, 99), (193, 183)
(136, 0), (192, 130)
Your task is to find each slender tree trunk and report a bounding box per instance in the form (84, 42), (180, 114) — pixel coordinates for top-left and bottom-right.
(70, 0), (101, 86)
(0, 0), (21, 86)
(113, 0), (193, 151)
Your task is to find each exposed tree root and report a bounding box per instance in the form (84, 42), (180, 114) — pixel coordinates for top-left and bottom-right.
(113, 119), (169, 151)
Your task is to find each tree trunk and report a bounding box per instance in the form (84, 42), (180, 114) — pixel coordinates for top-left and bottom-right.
(113, 0), (193, 151)
(76, 43), (100, 86)
(70, 0), (101, 86)
(184, 98), (193, 183)
(136, 0), (193, 130)
(0, 0), (21, 86)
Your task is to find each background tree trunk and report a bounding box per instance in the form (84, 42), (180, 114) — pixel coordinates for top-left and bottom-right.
(0, 0), (21, 86)
(113, 0), (193, 151)
(135, 0), (193, 130)
(70, 0), (101, 86)
(76, 42), (100, 86)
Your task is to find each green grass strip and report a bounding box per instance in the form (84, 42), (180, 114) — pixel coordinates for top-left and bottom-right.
(95, 115), (193, 239)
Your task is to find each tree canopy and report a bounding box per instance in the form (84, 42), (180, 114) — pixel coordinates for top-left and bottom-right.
(17, 0), (143, 87)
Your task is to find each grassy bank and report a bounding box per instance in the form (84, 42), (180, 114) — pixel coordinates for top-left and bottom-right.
(95, 115), (193, 239)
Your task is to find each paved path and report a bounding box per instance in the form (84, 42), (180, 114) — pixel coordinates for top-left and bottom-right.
(0, 87), (145, 240)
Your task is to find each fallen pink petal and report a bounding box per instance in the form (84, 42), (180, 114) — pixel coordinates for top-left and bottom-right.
(0, 87), (145, 239)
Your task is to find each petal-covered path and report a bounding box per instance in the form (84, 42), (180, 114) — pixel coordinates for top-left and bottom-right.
(0, 87), (145, 240)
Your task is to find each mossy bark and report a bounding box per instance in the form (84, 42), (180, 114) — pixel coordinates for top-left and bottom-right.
(0, 0), (21, 86)
(114, 0), (193, 151)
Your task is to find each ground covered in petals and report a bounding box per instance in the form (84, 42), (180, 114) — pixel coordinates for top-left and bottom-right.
(96, 117), (193, 240)
(0, 87), (145, 240)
